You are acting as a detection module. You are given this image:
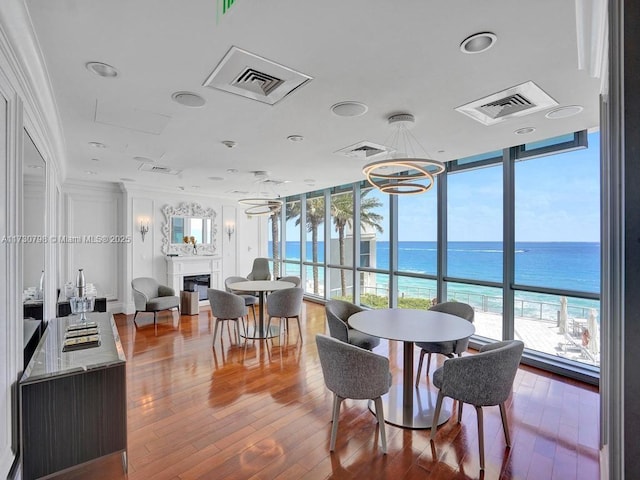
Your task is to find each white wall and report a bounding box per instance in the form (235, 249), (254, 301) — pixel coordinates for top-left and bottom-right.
(61, 180), (125, 310)
(122, 185), (265, 313)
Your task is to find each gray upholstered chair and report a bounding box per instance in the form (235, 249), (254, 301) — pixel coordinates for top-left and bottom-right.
(430, 340), (524, 470)
(247, 258), (271, 281)
(131, 277), (180, 325)
(266, 287), (304, 341)
(415, 301), (475, 386)
(278, 275), (301, 287)
(315, 334), (392, 453)
(325, 299), (380, 351)
(207, 289), (247, 345)
(224, 276), (258, 327)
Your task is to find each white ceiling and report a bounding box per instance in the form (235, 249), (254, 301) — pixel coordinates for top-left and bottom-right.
(24, 0), (602, 199)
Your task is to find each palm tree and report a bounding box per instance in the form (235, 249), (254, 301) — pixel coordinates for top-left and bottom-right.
(268, 205), (281, 278)
(331, 190), (383, 296)
(285, 198), (325, 294)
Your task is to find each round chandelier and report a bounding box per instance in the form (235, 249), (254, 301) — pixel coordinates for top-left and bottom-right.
(238, 171), (284, 216)
(238, 197), (283, 216)
(362, 113), (445, 195)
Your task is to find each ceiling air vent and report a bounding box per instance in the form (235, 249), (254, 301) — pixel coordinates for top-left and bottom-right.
(335, 141), (391, 159)
(203, 46), (312, 105)
(138, 163), (181, 175)
(455, 81), (558, 126)
(232, 69), (284, 96)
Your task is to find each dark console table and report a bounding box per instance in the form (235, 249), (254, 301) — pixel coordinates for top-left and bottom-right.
(20, 312), (127, 479)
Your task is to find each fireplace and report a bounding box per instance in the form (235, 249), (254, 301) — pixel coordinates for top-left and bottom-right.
(183, 274), (210, 301)
(165, 255), (221, 300)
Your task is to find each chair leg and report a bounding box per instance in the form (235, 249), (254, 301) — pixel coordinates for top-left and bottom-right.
(133, 311), (139, 325)
(153, 311), (157, 325)
(212, 319), (220, 345)
(426, 352), (433, 377)
(499, 403), (511, 446)
(266, 316), (273, 336)
(373, 397), (387, 454)
(458, 400), (464, 423)
(475, 406), (485, 470)
(330, 395), (343, 451)
(295, 315), (303, 341)
(430, 391), (445, 440)
(416, 349), (426, 386)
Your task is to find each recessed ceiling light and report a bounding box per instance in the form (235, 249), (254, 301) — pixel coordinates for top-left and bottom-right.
(304, 179), (315, 185)
(85, 170), (98, 175)
(287, 135), (304, 142)
(133, 156), (155, 163)
(171, 91), (206, 108)
(226, 168), (238, 174)
(91, 158), (100, 162)
(89, 141), (106, 148)
(331, 101), (368, 117)
(208, 176), (224, 181)
(120, 177), (135, 182)
(221, 140), (237, 148)
(545, 105), (584, 119)
(460, 32), (497, 54)
(514, 127), (536, 135)
(86, 62), (119, 78)
(437, 150), (445, 154)
(191, 185), (200, 189)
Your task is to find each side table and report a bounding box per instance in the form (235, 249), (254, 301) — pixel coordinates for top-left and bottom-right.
(180, 290), (199, 315)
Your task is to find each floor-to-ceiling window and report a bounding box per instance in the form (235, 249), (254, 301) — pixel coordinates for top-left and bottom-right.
(397, 178), (438, 308)
(514, 131), (600, 367)
(283, 198), (301, 278)
(358, 185), (389, 309)
(328, 185), (355, 301)
(268, 129), (601, 380)
(447, 152), (504, 340)
(304, 192), (325, 297)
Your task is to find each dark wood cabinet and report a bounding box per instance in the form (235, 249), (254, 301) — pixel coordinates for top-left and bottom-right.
(20, 312), (127, 479)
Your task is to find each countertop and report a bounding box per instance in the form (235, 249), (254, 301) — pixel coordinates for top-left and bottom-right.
(20, 311), (126, 384)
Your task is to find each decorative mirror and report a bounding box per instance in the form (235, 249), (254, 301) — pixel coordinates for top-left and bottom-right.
(161, 202), (218, 255)
(23, 129), (46, 309)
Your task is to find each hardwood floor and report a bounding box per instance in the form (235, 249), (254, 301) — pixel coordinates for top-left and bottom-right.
(52, 301), (600, 480)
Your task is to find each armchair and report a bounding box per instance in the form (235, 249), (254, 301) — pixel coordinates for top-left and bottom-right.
(131, 277), (180, 325)
(415, 301), (475, 385)
(430, 339), (524, 470)
(247, 257), (271, 280)
(325, 299), (380, 351)
(315, 334), (392, 453)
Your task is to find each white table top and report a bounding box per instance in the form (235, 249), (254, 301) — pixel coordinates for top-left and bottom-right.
(228, 280), (295, 292)
(349, 308), (475, 343)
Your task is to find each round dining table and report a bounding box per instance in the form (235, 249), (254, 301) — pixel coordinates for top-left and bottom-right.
(349, 308), (475, 429)
(228, 280), (295, 339)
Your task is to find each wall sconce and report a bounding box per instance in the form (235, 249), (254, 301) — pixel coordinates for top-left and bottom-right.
(225, 222), (235, 242)
(139, 217), (150, 242)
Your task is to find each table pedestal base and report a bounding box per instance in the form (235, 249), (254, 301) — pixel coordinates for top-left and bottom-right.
(241, 325), (279, 340)
(370, 385), (451, 429)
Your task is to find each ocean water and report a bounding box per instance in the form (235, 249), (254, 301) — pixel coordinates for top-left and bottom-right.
(274, 240), (601, 318)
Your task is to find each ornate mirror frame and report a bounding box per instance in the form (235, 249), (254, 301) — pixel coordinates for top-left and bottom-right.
(161, 202), (218, 255)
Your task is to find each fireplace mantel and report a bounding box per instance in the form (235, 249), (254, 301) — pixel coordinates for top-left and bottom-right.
(166, 256), (221, 299)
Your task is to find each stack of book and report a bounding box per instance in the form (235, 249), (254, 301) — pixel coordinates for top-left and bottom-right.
(62, 322), (101, 351)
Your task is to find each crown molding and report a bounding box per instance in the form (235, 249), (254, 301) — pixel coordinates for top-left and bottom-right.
(0, 0), (67, 181)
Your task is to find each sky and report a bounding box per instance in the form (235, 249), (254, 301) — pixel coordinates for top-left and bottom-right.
(285, 131), (601, 243)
